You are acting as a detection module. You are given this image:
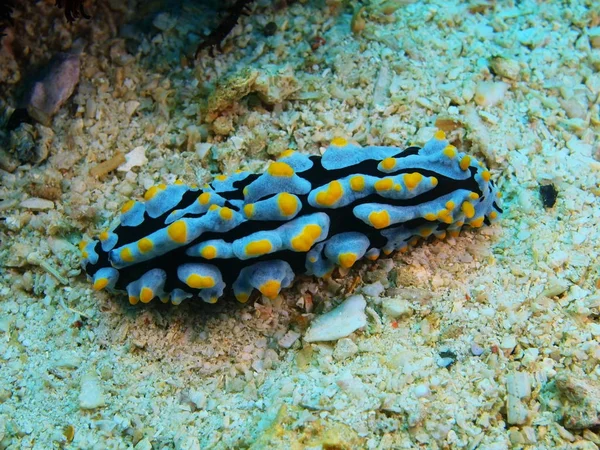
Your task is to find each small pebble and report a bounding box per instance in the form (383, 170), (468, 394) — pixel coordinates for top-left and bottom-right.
(437, 350), (457, 368)
(539, 183), (558, 208)
(304, 295), (367, 342)
(278, 330), (300, 349)
(263, 21), (277, 36)
(474, 81), (509, 107)
(118, 146), (148, 172)
(361, 281), (384, 297)
(471, 342), (485, 356)
(413, 384), (431, 398)
(381, 297), (413, 318)
(333, 338), (359, 360)
(24, 52), (80, 126)
(20, 198), (54, 211)
(79, 374), (105, 410)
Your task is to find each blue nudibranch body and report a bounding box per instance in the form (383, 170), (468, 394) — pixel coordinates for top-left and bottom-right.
(81, 131), (502, 305)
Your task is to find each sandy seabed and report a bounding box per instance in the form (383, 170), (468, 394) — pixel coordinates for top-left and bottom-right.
(1, 0), (600, 448)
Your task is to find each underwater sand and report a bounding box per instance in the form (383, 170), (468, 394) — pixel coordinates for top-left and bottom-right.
(1, 0), (600, 448)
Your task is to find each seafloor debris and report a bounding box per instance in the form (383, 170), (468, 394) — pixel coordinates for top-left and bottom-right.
(539, 183), (558, 208)
(22, 52), (81, 126)
(8, 122), (54, 164)
(195, 0), (255, 58)
(554, 371), (600, 430)
(304, 295), (368, 342)
(206, 65), (299, 121)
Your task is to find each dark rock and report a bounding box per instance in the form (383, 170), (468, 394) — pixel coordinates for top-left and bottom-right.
(23, 52), (81, 126)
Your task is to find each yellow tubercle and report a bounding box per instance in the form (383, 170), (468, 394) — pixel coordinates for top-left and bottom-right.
(98, 231), (109, 241)
(338, 253), (357, 269)
(268, 161), (294, 177)
(246, 239), (273, 256)
(198, 192), (211, 205)
(220, 207), (233, 220)
(403, 172), (423, 190)
(167, 220), (188, 244)
(144, 183), (166, 201)
(186, 274), (216, 289)
(236, 292), (250, 303)
(381, 157), (396, 170)
(349, 175), (365, 192)
(121, 200), (135, 214)
(129, 296), (139, 305)
(442, 145), (457, 159)
(481, 170), (491, 182)
(140, 287), (154, 303)
(316, 180), (344, 206)
(470, 216), (484, 228)
(244, 203), (255, 218)
(437, 209), (453, 224)
(374, 178), (393, 192)
(291, 224), (322, 252)
(120, 247), (134, 262)
(215, 174), (228, 181)
(259, 280), (281, 299)
(459, 155), (471, 171)
(209, 204), (219, 211)
(434, 130), (446, 140)
(137, 238), (154, 254)
(461, 202), (475, 219)
(331, 137), (348, 147)
(201, 245), (217, 259)
(369, 210), (391, 229)
(278, 193), (298, 216)
(93, 278), (109, 291)
(279, 149), (295, 159)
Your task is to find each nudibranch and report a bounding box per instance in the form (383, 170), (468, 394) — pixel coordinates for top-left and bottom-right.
(80, 131), (502, 305)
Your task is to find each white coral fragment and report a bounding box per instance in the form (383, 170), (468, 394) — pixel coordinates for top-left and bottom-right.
(304, 295), (367, 342)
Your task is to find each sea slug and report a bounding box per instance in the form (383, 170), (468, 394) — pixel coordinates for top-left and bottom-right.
(80, 131), (502, 305)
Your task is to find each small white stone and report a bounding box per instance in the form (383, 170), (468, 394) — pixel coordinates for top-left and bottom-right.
(19, 198), (54, 211)
(118, 146), (148, 171)
(125, 100), (140, 117)
(500, 335), (517, 355)
(79, 374), (105, 409)
(361, 281), (385, 297)
(304, 295), (367, 342)
(176, 435), (201, 450)
(196, 143), (212, 159)
(278, 330), (300, 349)
(134, 438), (153, 450)
(333, 338), (359, 360)
(474, 81), (509, 107)
(413, 384), (430, 398)
(188, 390), (206, 410)
(381, 297), (413, 318)
(547, 250), (569, 268)
(153, 12), (177, 31)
